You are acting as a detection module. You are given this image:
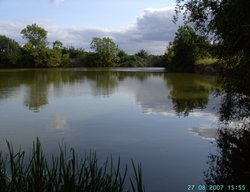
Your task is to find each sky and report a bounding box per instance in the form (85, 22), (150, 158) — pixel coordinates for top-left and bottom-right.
(0, 0), (183, 54)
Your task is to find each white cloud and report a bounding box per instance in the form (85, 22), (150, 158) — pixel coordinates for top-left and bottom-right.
(0, 7), (182, 54)
(51, 115), (68, 130)
(0, 21), (26, 44)
(187, 126), (218, 141)
(50, 0), (64, 5)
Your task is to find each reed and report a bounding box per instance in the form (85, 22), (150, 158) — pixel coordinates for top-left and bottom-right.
(0, 138), (145, 192)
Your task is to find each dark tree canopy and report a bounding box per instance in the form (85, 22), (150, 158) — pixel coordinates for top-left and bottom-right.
(135, 49), (149, 59)
(175, 0), (250, 95)
(176, 1), (249, 56)
(175, 0), (250, 56)
(0, 35), (21, 67)
(166, 25), (209, 72)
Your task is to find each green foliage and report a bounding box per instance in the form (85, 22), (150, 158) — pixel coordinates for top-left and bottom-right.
(166, 25), (209, 72)
(21, 24), (49, 67)
(0, 35), (21, 67)
(1, 23), (167, 68)
(61, 53), (70, 66)
(21, 23), (47, 49)
(22, 42), (48, 67)
(195, 58), (218, 65)
(135, 49), (149, 60)
(46, 48), (62, 67)
(62, 46), (85, 58)
(0, 138), (145, 192)
(175, 0), (250, 57)
(175, 0), (250, 95)
(53, 40), (63, 49)
(78, 52), (99, 67)
(90, 37), (119, 67)
(117, 50), (164, 67)
(119, 55), (144, 67)
(146, 55), (166, 67)
(117, 50), (128, 59)
(20, 24), (71, 68)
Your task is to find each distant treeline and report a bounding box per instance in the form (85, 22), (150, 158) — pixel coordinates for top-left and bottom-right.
(0, 24), (166, 68)
(1, 0), (249, 84)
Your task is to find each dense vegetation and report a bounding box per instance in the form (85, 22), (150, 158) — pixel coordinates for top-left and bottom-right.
(0, 24), (165, 68)
(167, 0), (250, 131)
(174, 0), (250, 93)
(0, 138), (145, 192)
(1, 0), (250, 79)
(166, 25), (211, 72)
(173, 1), (250, 187)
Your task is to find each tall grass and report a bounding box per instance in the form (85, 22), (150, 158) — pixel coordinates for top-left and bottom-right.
(0, 138), (145, 192)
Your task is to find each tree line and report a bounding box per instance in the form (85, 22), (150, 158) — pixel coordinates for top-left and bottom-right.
(1, 0), (249, 86)
(0, 24), (165, 68)
(0, 23), (215, 70)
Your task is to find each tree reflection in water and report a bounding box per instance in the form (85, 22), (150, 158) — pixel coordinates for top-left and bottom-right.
(219, 92), (250, 122)
(204, 123), (250, 189)
(204, 72), (250, 190)
(164, 73), (216, 116)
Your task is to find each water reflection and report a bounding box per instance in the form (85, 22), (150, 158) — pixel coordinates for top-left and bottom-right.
(219, 74), (250, 120)
(219, 92), (250, 122)
(0, 70), (219, 114)
(204, 125), (250, 189)
(165, 73), (218, 116)
(51, 115), (68, 130)
(0, 68), (237, 191)
(187, 126), (218, 141)
(0, 69), (172, 112)
(24, 83), (49, 112)
(202, 73), (250, 190)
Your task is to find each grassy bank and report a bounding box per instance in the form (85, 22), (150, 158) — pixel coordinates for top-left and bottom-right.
(193, 57), (226, 75)
(0, 138), (145, 192)
(195, 58), (218, 65)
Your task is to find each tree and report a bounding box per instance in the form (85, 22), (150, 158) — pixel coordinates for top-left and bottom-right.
(53, 40), (63, 49)
(175, 0), (250, 56)
(0, 35), (21, 67)
(119, 55), (144, 67)
(166, 25), (208, 72)
(20, 24), (69, 67)
(21, 23), (47, 48)
(90, 37), (119, 67)
(21, 24), (48, 67)
(135, 49), (149, 60)
(117, 50), (128, 59)
(175, 0), (250, 94)
(22, 41), (48, 67)
(49, 40), (70, 67)
(46, 48), (62, 67)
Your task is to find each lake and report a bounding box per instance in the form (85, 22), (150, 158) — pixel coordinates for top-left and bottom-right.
(0, 68), (224, 191)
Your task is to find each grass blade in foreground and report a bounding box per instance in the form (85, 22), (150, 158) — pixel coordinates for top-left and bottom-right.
(0, 138), (145, 192)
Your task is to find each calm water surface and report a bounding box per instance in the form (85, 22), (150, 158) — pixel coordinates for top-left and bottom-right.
(0, 68), (223, 191)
